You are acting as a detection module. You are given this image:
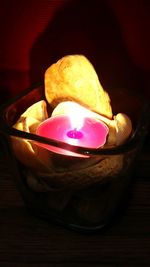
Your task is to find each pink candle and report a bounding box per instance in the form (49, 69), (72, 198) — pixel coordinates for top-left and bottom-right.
(36, 114), (109, 157)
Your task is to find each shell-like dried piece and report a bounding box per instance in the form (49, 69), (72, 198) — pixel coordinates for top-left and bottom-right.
(100, 113), (132, 146)
(114, 113), (132, 146)
(45, 54), (112, 119)
(12, 100), (50, 172)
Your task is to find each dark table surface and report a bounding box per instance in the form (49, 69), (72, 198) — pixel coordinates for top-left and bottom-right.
(0, 138), (150, 267)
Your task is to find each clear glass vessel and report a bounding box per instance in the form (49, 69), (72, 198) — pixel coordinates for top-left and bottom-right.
(0, 84), (149, 232)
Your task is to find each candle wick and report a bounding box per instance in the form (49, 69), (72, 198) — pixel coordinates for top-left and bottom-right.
(72, 128), (77, 138)
(67, 128), (83, 139)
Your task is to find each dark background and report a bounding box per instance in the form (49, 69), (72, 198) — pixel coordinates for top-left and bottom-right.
(0, 0), (150, 103)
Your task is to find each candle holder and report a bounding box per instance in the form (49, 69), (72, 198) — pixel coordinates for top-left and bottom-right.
(0, 84), (149, 233)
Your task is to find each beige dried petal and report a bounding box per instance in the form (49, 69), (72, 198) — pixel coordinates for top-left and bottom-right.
(45, 55), (112, 118)
(21, 100), (48, 122)
(12, 100), (50, 172)
(114, 113), (132, 145)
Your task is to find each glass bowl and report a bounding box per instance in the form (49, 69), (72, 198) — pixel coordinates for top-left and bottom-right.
(0, 83), (149, 233)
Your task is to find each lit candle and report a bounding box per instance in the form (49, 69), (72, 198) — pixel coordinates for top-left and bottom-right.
(36, 105), (109, 157)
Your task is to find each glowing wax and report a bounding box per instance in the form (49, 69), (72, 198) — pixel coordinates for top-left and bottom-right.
(36, 114), (109, 157)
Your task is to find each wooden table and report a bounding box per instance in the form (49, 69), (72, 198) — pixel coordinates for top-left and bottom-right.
(0, 138), (150, 267)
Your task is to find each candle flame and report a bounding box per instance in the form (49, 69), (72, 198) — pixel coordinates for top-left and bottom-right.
(69, 106), (88, 130)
